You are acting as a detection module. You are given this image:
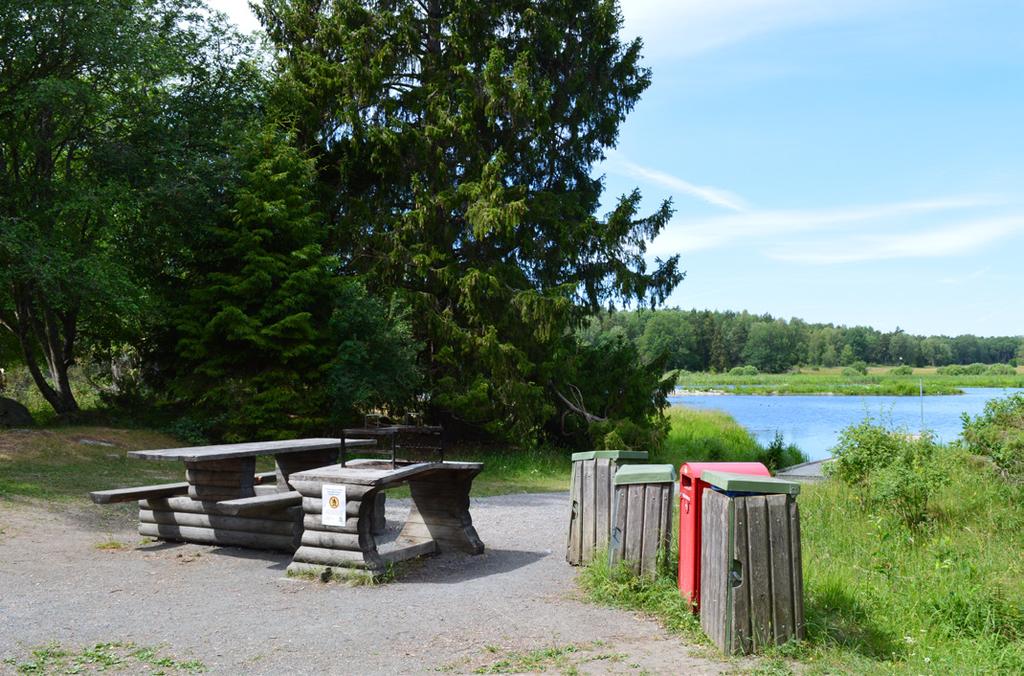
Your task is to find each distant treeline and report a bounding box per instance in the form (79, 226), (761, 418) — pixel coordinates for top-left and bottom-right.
(582, 309), (1024, 374)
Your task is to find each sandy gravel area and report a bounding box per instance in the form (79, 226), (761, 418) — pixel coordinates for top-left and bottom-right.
(0, 492), (730, 674)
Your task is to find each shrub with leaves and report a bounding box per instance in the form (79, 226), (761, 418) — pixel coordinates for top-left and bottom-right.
(961, 393), (1024, 483)
(826, 418), (948, 526)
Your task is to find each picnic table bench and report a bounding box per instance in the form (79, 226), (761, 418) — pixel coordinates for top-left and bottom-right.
(89, 438), (375, 551)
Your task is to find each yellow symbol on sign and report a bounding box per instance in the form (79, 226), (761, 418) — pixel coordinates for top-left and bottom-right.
(328, 496), (340, 509)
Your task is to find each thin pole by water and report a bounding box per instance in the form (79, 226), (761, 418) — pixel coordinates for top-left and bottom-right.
(920, 378), (924, 429)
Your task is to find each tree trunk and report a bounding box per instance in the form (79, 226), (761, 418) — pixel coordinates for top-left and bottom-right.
(9, 285), (80, 416)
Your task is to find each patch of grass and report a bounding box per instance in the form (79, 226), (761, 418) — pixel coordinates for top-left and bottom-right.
(94, 538), (126, 551)
(0, 427), (189, 501)
(11, 641), (205, 674)
(676, 368), (1024, 396)
(447, 444), (572, 495)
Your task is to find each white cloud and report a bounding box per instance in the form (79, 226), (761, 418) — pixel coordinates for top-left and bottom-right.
(768, 216), (1024, 264)
(607, 153), (748, 211)
(648, 196), (1003, 256)
(618, 0), (898, 59)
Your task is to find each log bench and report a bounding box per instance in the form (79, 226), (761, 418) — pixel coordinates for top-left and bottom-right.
(287, 459), (484, 580)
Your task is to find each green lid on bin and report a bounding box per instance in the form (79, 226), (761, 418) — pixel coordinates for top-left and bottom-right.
(701, 470), (800, 496)
(613, 463), (676, 485)
(570, 450), (649, 462)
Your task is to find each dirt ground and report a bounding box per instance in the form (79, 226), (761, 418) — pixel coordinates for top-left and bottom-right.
(0, 493), (734, 674)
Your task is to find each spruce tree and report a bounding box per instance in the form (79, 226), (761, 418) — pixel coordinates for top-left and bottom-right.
(258, 0), (682, 442)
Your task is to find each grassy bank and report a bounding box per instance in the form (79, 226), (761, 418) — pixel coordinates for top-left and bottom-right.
(0, 426), (574, 502)
(580, 424), (1024, 673)
(0, 404), (800, 504)
(677, 366), (1024, 396)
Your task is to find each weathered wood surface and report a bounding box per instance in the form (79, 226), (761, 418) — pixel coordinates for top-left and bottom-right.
(89, 481), (189, 505)
(302, 513), (360, 533)
(141, 496), (295, 519)
(138, 523), (296, 551)
(139, 509), (297, 536)
(185, 469), (256, 487)
(289, 461), (482, 487)
(700, 490), (805, 655)
(565, 457), (625, 566)
(565, 461), (583, 564)
(189, 484), (255, 501)
(273, 448), (340, 492)
(216, 490), (302, 516)
(608, 482), (673, 578)
(379, 540), (438, 564)
(130, 437), (374, 462)
(285, 561), (374, 581)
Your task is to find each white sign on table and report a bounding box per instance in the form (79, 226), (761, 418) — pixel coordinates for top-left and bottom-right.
(321, 484), (346, 527)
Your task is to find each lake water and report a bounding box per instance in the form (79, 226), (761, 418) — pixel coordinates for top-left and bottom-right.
(668, 387), (1023, 461)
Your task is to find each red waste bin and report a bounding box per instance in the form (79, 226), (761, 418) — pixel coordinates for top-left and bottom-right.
(678, 461), (770, 610)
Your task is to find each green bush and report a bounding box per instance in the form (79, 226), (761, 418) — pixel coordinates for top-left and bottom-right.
(965, 362), (988, 375)
(728, 365), (759, 376)
(888, 365), (913, 376)
(826, 418), (948, 526)
(987, 363), (1016, 376)
(961, 393), (1024, 483)
(937, 364), (964, 375)
(841, 363), (867, 377)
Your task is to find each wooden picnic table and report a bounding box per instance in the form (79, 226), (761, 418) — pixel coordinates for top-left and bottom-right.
(287, 459), (485, 580)
(88, 437), (376, 552)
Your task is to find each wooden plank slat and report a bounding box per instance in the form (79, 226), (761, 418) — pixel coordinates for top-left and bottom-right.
(623, 484), (645, 574)
(142, 496), (293, 520)
(594, 458), (611, 553)
(580, 459), (596, 562)
(732, 496), (752, 655)
(89, 482), (189, 505)
(216, 491), (302, 516)
(767, 494), (795, 643)
(790, 498), (805, 639)
(130, 438), (374, 462)
(700, 489), (728, 652)
(639, 484), (662, 577)
(302, 513), (359, 533)
(566, 462), (583, 564)
(746, 495), (772, 651)
(609, 485), (628, 567)
(658, 484), (673, 575)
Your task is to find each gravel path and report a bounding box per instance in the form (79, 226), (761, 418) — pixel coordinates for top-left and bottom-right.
(0, 493), (730, 674)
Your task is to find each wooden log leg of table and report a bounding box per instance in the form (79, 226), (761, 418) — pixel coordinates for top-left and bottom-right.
(184, 457), (257, 502)
(274, 448), (339, 492)
(397, 470), (484, 555)
(288, 487), (387, 580)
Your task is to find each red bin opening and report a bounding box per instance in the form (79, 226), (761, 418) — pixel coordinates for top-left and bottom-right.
(678, 461), (770, 611)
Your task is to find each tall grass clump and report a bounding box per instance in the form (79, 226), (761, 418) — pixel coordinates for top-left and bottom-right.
(659, 407), (805, 470)
(961, 392), (1024, 483)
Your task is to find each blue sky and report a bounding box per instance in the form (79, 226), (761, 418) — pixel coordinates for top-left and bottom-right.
(212, 0), (1024, 337)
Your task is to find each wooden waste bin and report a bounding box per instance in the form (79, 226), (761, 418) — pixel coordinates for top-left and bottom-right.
(700, 471), (804, 655)
(608, 464), (676, 577)
(566, 450), (648, 565)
